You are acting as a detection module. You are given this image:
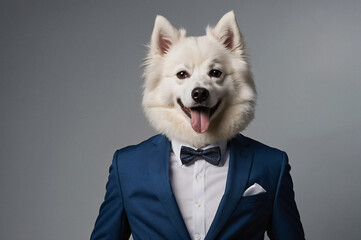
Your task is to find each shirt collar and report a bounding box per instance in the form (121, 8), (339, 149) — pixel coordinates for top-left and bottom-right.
(171, 139), (229, 167)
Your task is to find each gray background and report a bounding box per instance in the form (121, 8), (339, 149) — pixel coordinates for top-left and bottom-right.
(1, 0), (361, 239)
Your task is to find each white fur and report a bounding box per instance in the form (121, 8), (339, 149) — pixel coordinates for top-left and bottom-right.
(142, 11), (257, 148)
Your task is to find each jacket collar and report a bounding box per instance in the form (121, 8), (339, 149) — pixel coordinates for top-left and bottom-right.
(205, 134), (254, 239)
(148, 135), (191, 240)
(148, 134), (253, 240)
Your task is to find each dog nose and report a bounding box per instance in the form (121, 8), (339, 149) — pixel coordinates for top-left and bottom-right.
(192, 87), (209, 103)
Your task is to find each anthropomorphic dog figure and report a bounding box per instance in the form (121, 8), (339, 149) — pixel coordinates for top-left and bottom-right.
(91, 11), (305, 240)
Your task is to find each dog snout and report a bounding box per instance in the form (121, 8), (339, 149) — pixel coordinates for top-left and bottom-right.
(192, 87), (209, 103)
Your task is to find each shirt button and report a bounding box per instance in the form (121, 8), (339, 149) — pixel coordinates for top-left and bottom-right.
(197, 203), (201, 208)
(195, 234), (202, 240)
(196, 173), (202, 179)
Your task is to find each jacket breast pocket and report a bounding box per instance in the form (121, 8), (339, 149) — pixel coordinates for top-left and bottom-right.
(240, 193), (268, 207)
(229, 193), (270, 224)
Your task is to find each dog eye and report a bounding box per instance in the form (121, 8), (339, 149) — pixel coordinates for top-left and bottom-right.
(209, 69), (222, 78)
(176, 71), (189, 79)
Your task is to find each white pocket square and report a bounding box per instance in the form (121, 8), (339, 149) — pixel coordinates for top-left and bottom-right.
(242, 183), (266, 197)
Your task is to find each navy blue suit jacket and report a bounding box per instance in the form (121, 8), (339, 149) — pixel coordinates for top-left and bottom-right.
(91, 134), (305, 240)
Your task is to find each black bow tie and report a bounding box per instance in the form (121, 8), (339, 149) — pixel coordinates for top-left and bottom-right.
(180, 146), (221, 166)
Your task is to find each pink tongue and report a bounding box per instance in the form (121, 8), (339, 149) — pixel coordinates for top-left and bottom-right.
(190, 108), (210, 133)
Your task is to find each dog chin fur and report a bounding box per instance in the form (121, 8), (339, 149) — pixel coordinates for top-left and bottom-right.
(142, 11), (257, 148)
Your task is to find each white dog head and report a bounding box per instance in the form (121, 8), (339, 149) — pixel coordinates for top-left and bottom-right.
(142, 11), (256, 148)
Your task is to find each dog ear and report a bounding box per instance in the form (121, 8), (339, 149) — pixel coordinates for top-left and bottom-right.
(208, 11), (244, 52)
(150, 15), (181, 56)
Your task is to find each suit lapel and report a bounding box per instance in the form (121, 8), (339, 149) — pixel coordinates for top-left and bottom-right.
(147, 135), (191, 240)
(205, 134), (254, 240)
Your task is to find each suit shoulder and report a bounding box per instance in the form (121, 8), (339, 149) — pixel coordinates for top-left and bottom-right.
(114, 134), (168, 161)
(238, 134), (288, 163)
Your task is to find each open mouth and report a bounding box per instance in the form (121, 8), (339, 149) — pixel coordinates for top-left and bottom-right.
(177, 98), (221, 133)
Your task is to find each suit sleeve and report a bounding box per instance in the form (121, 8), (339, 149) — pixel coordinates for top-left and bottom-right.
(90, 150), (131, 240)
(267, 152), (305, 240)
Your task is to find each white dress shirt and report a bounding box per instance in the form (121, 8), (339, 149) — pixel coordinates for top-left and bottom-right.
(169, 139), (230, 240)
